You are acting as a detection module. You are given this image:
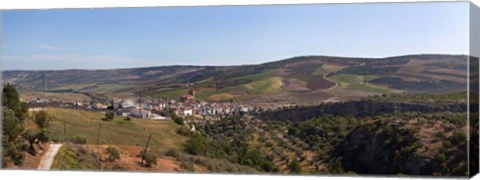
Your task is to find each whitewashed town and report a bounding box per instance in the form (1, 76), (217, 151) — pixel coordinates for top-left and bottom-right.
(26, 89), (270, 125)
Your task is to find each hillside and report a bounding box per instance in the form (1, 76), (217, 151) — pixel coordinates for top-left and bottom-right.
(43, 108), (186, 151)
(174, 93), (470, 176)
(2, 54), (469, 103)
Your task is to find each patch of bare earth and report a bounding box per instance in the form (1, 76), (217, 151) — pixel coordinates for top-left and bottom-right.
(405, 119), (468, 159)
(82, 144), (182, 172)
(306, 77), (336, 90)
(4, 143), (49, 170)
(283, 78), (309, 91)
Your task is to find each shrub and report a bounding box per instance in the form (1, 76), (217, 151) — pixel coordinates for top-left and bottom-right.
(143, 153), (157, 167)
(180, 159), (195, 172)
(171, 113), (184, 125)
(139, 150), (157, 167)
(442, 140), (452, 148)
(288, 159), (302, 174)
(260, 161), (278, 172)
(67, 136), (87, 144)
(103, 112), (115, 121)
(106, 146), (120, 162)
(176, 127), (192, 137)
(437, 153), (447, 162)
(164, 148), (180, 157)
(174, 117), (184, 126)
(450, 131), (466, 145)
(124, 117), (131, 121)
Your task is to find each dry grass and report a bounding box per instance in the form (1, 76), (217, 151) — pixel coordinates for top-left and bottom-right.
(46, 108), (187, 152)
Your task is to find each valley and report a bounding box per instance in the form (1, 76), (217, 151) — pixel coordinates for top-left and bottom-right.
(1, 54), (477, 177)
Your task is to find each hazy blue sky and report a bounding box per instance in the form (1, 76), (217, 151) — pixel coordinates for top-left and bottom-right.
(1, 2), (469, 70)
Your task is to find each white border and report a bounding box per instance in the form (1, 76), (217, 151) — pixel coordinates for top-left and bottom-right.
(0, 0), (478, 180)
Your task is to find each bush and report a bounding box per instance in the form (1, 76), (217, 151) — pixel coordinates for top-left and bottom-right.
(260, 161), (278, 172)
(288, 159), (302, 174)
(67, 136), (87, 144)
(437, 153), (447, 162)
(442, 140), (452, 148)
(164, 148), (180, 157)
(103, 112), (115, 121)
(171, 112), (184, 125)
(174, 117), (184, 126)
(450, 131), (466, 145)
(124, 117), (131, 121)
(139, 150), (157, 167)
(106, 146), (120, 162)
(176, 127), (192, 137)
(180, 159), (195, 172)
(143, 153), (157, 167)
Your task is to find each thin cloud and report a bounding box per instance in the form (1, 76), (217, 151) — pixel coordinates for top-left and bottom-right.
(1, 54), (155, 70)
(35, 44), (67, 50)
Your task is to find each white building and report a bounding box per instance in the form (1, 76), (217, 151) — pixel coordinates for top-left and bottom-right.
(131, 109), (151, 119)
(183, 109), (193, 116)
(150, 114), (169, 120)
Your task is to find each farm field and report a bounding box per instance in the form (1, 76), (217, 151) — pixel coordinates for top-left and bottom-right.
(44, 108), (187, 152)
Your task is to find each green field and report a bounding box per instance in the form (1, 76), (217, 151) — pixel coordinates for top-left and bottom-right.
(45, 108), (186, 152)
(20, 90), (91, 102)
(327, 74), (399, 97)
(243, 77), (283, 93)
(195, 77), (284, 101)
(83, 84), (136, 94)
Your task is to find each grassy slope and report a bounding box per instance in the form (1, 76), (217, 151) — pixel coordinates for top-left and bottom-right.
(46, 108), (186, 152)
(243, 77), (283, 94)
(51, 145), (100, 170)
(20, 90), (91, 102)
(327, 74), (400, 97)
(195, 76), (284, 101)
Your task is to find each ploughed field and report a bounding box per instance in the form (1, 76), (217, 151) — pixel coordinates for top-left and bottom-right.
(3, 54), (469, 104)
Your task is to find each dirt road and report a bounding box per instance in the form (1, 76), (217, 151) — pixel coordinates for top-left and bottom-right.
(37, 144), (62, 170)
(323, 71), (339, 91)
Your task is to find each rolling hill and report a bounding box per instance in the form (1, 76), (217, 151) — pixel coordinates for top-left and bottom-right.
(2, 54), (469, 104)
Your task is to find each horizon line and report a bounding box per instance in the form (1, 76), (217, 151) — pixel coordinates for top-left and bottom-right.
(1, 53), (470, 72)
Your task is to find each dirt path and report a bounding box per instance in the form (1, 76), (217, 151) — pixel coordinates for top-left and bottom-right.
(322, 71), (339, 91)
(37, 144), (62, 170)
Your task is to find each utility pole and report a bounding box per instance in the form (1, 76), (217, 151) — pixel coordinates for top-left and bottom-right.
(42, 72), (47, 107)
(138, 94), (143, 119)
(63, 119), (67, 137)
(165, 97), (170, 118)
(140, 133), (152, 166)
(96, 123), (102, 145)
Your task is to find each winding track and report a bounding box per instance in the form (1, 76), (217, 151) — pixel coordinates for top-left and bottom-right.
(37, 144), (63, 170)
(322, 71), (339, 91)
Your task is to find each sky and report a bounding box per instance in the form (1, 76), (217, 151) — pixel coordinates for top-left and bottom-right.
(0, 2), (470, 70)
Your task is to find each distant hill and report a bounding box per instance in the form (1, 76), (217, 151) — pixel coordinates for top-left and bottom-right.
(2, 54), (469, 103)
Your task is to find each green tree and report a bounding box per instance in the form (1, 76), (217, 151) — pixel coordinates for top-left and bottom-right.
(34, 111), (50, 146)
(288, 159), (302, 174)
(138, 150), (157, 167)
(106, 146), (121, 162)
(184, 134), (208, 156)
(22, 130), (38, 155)
(34, 111), (49, 129)
(2, 83), (28, 121)
(171, 112), (184, 125)
(2, 84), (33, 166)
(2, 109), (26, 166)
(451, 131), (467, 145)
(103, 111), (115, 121)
